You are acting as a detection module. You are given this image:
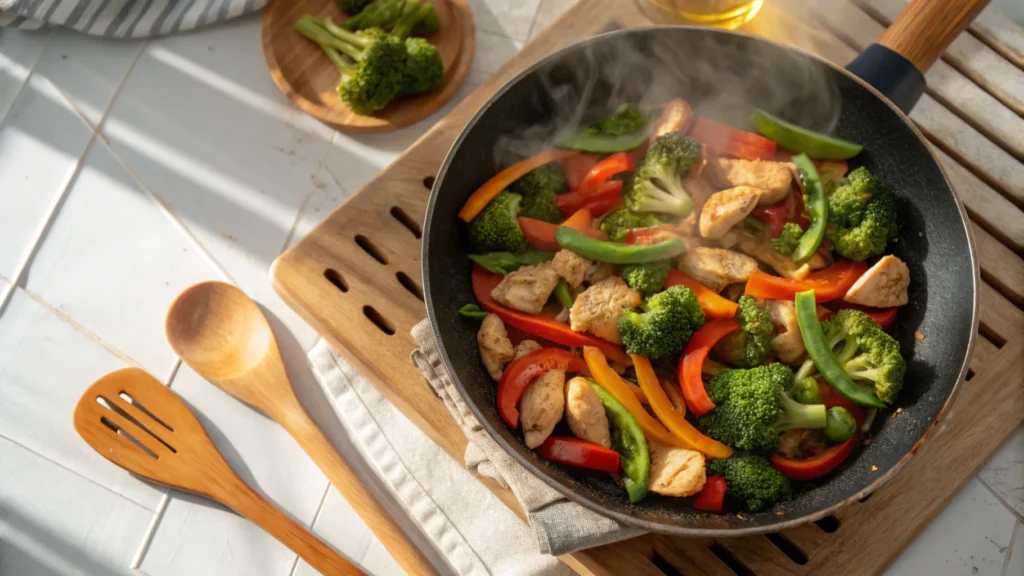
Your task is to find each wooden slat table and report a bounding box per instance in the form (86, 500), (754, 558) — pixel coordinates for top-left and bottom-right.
(272, 1), (1024, 574)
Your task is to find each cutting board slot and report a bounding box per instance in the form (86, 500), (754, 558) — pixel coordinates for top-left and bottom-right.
(391, 206), (423, 239)
(324, 269), (349, 293)
(396, 271), (424, 301)
(364, 305), (396, 336)
(764, 532), (808, 565)
(708, 541), (754, 576)
(423, 176), (436, 190)
(650, 552), (686, 576)
(814, 515), (840, 533)
(355, 235), (389, 265)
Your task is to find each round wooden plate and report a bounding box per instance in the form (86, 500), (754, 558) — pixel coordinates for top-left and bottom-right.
(261, 0), (474, 133)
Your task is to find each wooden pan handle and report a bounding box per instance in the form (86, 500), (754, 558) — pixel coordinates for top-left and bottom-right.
(876, 0), (991, 72)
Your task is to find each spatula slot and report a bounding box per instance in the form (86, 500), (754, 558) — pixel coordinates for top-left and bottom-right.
(97, 395), (176, 454)
(101, 416), (159, 459)
(363, 306), (395, 335)
(355, 235), (388, 265)
(396, 271), (423, 301)
(119, 391), (174, 432)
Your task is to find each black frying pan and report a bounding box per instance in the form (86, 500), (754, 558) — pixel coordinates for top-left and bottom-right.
(422, 0), (982, 535)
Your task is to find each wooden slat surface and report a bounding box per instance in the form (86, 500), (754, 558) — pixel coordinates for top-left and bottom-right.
(970, 8), (1024, 68)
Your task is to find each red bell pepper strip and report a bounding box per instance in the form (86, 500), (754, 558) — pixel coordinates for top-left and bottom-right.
(679, 318), (740, 416)
(819, 379), (866, 426)
(578, 152), (633, 193)
(750, 204), (790, 238)
(459, 149), (579, 222)
(770, 436), (858, 481)
(498, 348), (587, 428)
(537, 436), (621, 474)
(559, 153), (600, 190)
(693, 476), (727, 512)
(744, 260), (867, 302)
(664, 269), (738, 319)
(472, 265), (630, 364)
(689, 116), (776, 161)
(833, 302), (898, 331)
(579, 195), (623, 218)
(520, 208), (604, 251)
(624, 224), (677, 245)
(555, 180), (623, 216)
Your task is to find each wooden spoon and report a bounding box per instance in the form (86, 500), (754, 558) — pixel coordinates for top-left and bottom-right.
(165, 281), (435, 576)
(73, 368), (362, 576)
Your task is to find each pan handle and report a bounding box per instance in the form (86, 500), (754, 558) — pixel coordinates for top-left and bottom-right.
(845, 0), (990, 112)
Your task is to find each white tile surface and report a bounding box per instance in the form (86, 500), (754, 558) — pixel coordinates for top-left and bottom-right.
(530, 0), (579, 39)
(0, 288), (166, 510)
(0, 436), (155, 576)
(467, 30), (523, 87)
(981, 426), (1024, 520)
(886, 479), (1017, 576)
(1004, 522), (1022, 576)
(292, 489), (401, 576)
(25, 140), (219, 377)
(469, 0), (543, 42)
(0, 28), (52, 121)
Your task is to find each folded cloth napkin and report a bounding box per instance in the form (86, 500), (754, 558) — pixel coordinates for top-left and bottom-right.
(0, 0), (267, 36)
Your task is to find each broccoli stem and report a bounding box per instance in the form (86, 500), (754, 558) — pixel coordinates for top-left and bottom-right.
(322, 45), (355, 76)
(794, 358), (817, 382)
(391, 0), (426, 38)
(321, 17), (372, 52)
(295, 15), (354, 54)
(774, 390), (826, 432)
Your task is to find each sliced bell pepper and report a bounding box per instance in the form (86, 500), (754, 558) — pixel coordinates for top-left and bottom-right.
(751, 204), (790, 238)
(689, 116), (776, 161)
(472, 266), (630, 364)
(624, 224), (679, 245)
(555, 180), (623, 216)
(520, 208), (604, 252)
(560, 153), (601, 190)
(833, 302), (898, 331)
(693, 476), (727, 512)
(555, 227), (686, 265)
(633, 355), (732, 459)
(537, 436), (621, 474)
(459, 149), (579, 222)
(578, 152), (633, 193)
(497, 348), (587, 428)
(583, 346), (690, 450)
(650, 98), (695, 143)
(744, 260), (867, 302)
(664, 269), (738, 320)
(678, 318), (740, 416)
(579, 194), (623, 218)
(770, 435), (858, 481)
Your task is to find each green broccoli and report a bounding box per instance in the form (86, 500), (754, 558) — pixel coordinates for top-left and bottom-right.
(708, 454), (792, 512)
(592, 104), (648, 136)
(295, 17), (406, 115)
(509, 163), (568, 223)
(618, 285), (704, 359)
(412, 4), (439, 35)
(697, 363), (826, 454)
(625, 133), (703, 217)
(822, 309), (906, 404)
(713, 296), (773, 368)
(826, 167), (898, 261)
(598, 206), (663, 242)
(399, 37), (443, 95)
(468, 191), (529, 253)
(558, 104), (652, 153)
(340, 0), (374, 14)
(771, 222), (804, 255)
(389, 0), (427, 38)
(621, 261), (671, 296)
(343, 0), (405, 30)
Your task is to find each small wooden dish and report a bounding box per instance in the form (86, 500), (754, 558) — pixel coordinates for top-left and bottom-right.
(261, 0), (474, 133)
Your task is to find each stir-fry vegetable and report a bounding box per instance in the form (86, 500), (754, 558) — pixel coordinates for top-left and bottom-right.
(555, 227), (686, 264)
(689, 116), (776, 161)
(459, 149), (578, 221)
(750, 109), (863, 160)
(618, 286), (704, 359)
(790, 154), (828, 263)
(520, 208), (604, 252)
(468, 250), (553, 275)
(458, 303), (488, 319)
(664, 270), (739, 319)
(556, 180), (623, 216)
(693, 476), (727, 512)
(537, 436), (621, 473)
(825, 407), (857, 442)
(679, 318), (740, 416)
(770, 436), (858, 481)
(790, 377), (822, 404)
(558, 104), (652, 153)
(590, 381), (650, 502)
(497, 348), (586, 427)
(554, 279), (574, 308)
(745, 260), (867, 302)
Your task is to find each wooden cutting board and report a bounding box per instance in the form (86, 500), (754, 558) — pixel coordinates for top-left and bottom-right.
(272, 0), (1024, 573)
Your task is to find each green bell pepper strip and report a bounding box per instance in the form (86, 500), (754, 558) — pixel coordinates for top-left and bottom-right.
(458, 303), (489, 319)
(555, 227), (686, 264)
(468, 250), (554, 275)
(589, 380), (650, 503)
(554, 279), (574, 308)
(794, 290), (886, 408)
(750, 109), (863, 160)
(790, 153), (828, 263)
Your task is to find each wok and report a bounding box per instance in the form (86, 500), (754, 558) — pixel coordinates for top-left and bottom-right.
(422, 0), (982, 535)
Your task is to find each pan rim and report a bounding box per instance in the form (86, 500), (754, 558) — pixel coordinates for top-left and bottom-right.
(422, 24), (979, 536)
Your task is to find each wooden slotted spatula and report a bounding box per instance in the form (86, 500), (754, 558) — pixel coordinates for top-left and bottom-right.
(73, 367), (363, 576)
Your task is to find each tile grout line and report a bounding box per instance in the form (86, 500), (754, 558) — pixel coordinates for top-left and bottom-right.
(131, 491), (170, 570)
(523, 0), (547, 42)
(286, 482), (334, 576)
(978, 474), (1024, 523)
(1002, 520), (1019, 576)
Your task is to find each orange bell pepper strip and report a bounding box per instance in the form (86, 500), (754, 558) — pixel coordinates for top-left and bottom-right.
(679, 318), (740, 416)
(633, 355), (733, 459)
(459, 149), (579, 222)
(664, 269), (738, 320)
(744, 260), (867, 302)
(583, 347), (690, 450)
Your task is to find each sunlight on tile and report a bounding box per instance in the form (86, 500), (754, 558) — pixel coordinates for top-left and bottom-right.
(0, 28), (52, 121)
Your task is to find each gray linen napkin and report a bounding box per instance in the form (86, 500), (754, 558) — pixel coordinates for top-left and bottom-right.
(0, 0), (267, 36)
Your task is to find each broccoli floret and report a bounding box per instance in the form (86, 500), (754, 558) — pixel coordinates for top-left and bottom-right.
(598, 206), (663, 242)
(708, 454), (792, 512)
(621, 261), (671, 296)
(714, 296), (773, 368)
(618, 285), (704, 359)
(771, 222), (804, 255)
(468, 191), (528, 253)
(625, 133), (702, 217)
(412, 4), (439, 35)
(343, 0), (405, 30)
(509, 163), (567, 223)
(697, 364), (826, 454)
(822, 309), (906, 404)
(826, 167), (898, 261)
(591, 103), (648, 136)
(399, 37), (443, 95)
(389, 0), (426, 38)
(340, 0), (374, 14)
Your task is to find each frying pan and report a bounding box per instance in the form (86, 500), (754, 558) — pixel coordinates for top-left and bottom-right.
(423, 0), (983, 535)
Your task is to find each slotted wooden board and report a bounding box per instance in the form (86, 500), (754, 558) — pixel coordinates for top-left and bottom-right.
(272, 0), (1024, 573)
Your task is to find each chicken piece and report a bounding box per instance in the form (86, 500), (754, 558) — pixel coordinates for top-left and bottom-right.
(585, 261), (618, 285)
(490, 263), (560, 315)
(564, 376), (611, 449)
(735, 233), (810, 279)
(648, 442), (706, 497)
(570, 277), (642, 344)
(709, 158), (794, 205)
(677, 247), (759, 293)
(678, 176), (715, 234)
(844, 255), (910, 308)
(552, 249), (590, 288)
(521, 369), (566, 449)
(477, 314), (515, 380)
(699, 186), (762, 239)
(513, 339), (543, 361)
(767, 300), (806, 365)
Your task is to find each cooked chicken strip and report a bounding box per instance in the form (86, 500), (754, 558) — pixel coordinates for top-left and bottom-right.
(844, 255), (910, 308)
(585, 262), (619, 285)
(699, 185), (762, 239)
(679, 176), (715, 234)
(521, 369), (566, 449)
(735, 233), (810, 279)
(570, 277), (642, 344)
(490, 262), (560, 314)
(564, 376), (611, 449)
(709, 158), (794, 205)
(478, 314), (515, 380)
(648, 442), (706, 497)
(677, 247), (759, 293)
(552, 249), (590, 288)
(767, 300), (806, 365)
(513, 339), (543, 361)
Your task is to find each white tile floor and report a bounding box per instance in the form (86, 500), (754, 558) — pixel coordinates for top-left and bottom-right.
(0, 1), (1020, 575)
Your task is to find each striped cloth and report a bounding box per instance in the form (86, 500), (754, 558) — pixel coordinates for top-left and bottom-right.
(0, 0), (268, 37)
